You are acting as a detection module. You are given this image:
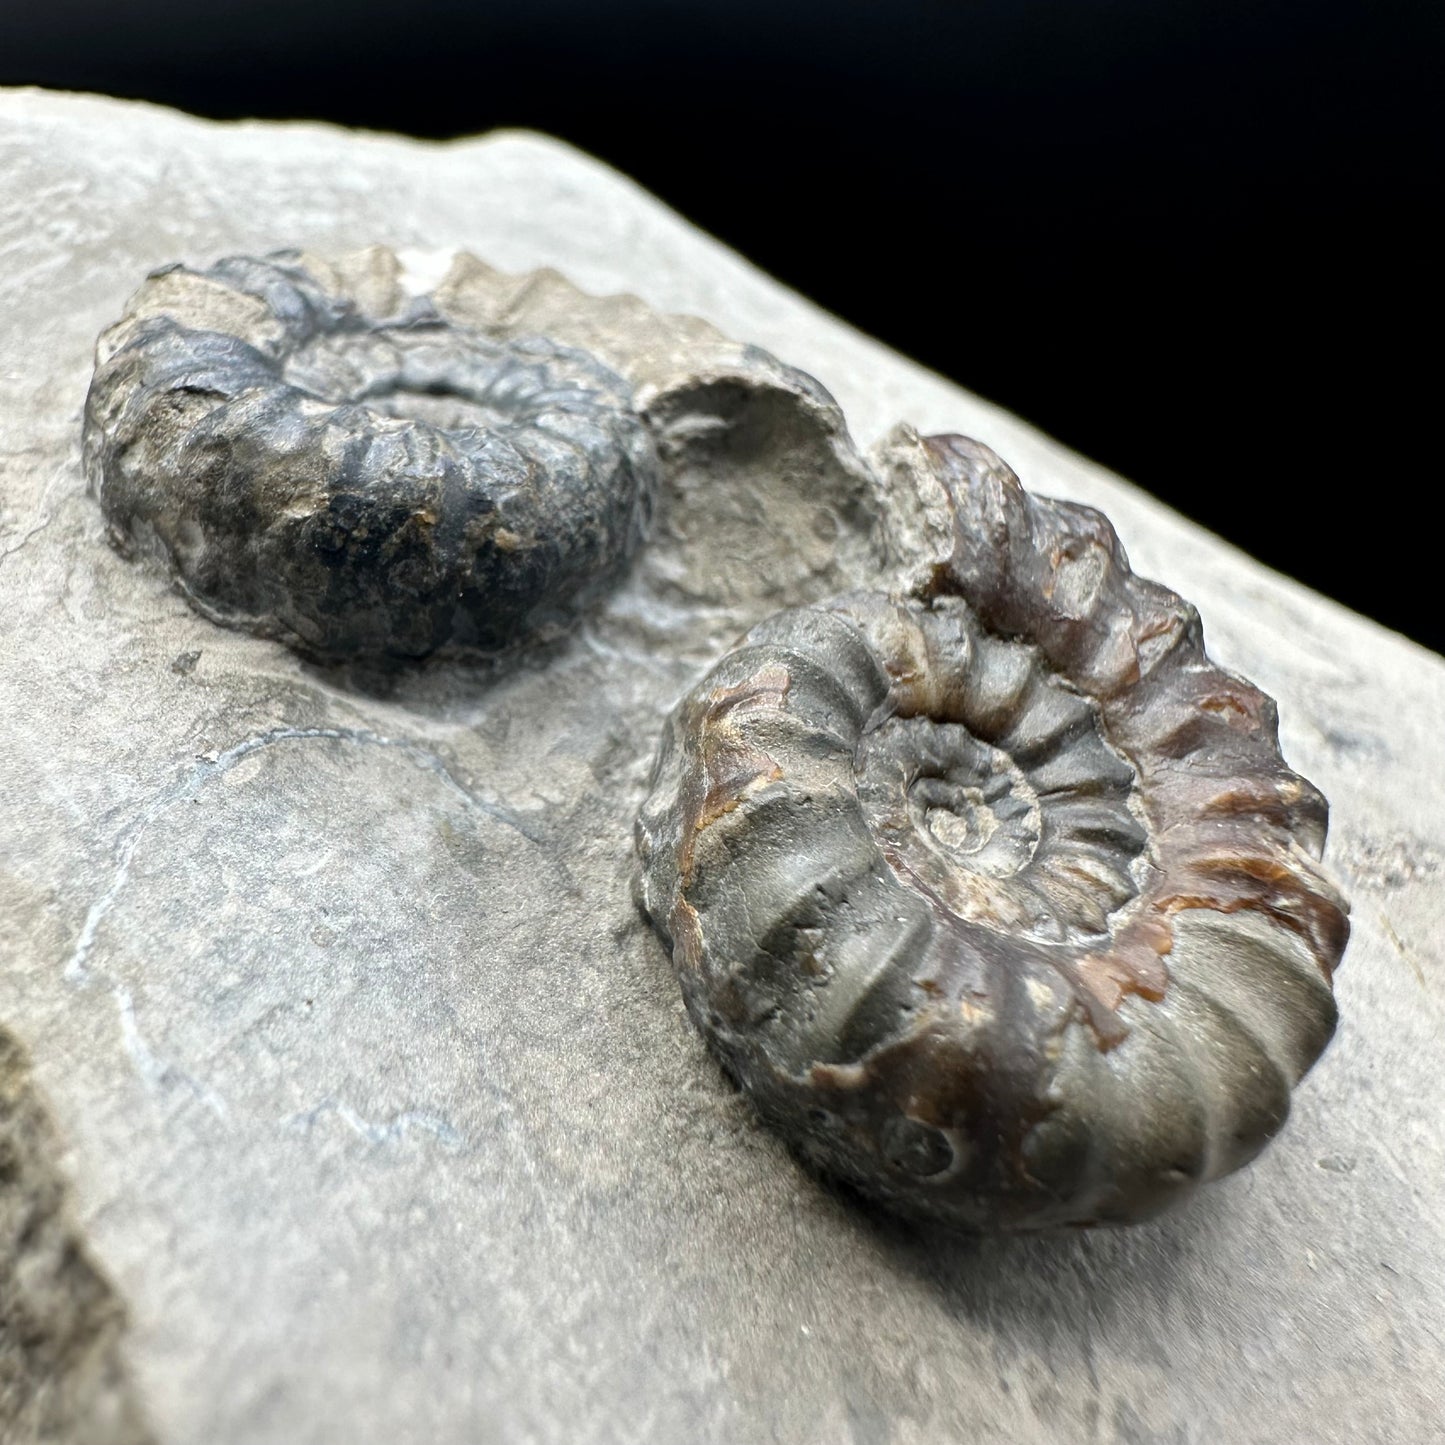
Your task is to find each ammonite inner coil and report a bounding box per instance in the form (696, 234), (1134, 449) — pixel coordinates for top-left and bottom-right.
(84, 251), (659, 659)
(637, 434), (1349, 1230)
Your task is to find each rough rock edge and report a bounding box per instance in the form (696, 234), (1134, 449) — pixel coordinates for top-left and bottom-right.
(0, 1029), (152, 1445)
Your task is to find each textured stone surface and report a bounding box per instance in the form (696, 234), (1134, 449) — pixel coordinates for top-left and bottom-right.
(2, 87), (1443, 1445)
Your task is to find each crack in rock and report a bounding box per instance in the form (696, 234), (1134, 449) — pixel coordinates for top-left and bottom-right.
(0, 510), (54, 568)
(113, 985), (229, 1124)
(282, 1099), (463, 1150)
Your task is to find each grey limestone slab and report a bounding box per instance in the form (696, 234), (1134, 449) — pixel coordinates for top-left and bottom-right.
(1, 87), (1442, 1445)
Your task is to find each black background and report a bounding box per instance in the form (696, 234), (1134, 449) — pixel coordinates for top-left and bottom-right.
(3, 1), (1438, 650)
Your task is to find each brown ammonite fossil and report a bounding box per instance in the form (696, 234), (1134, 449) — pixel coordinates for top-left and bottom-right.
(636, 434), (1349, 1231)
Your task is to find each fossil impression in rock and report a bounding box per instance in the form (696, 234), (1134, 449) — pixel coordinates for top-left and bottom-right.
(83, 250), (661, 659)
(637, 433), (1350, 1231)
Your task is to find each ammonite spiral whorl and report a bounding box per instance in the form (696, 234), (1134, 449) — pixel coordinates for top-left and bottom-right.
(637, 434), (1349, 1231)
(84, 250), (659, 658)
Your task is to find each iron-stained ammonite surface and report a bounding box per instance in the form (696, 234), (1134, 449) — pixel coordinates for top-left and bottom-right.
(83, 251), (659, 658)
(636, 434), (1350, 1231)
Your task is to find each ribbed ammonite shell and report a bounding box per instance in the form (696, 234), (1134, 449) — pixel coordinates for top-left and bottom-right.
(636, 434), (1350, 1231)
(83, 250), (659, 658)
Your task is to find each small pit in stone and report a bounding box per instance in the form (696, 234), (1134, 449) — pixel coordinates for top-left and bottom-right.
(882, 1117), (956, 1178)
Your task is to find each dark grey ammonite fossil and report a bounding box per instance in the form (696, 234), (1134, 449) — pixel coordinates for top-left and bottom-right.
(84, 251), (659, 658)
(637, 434), (1350, 1231)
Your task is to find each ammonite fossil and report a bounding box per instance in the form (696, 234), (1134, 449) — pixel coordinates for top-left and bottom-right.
(85, 246), (1349, 1232)
(84, 250), (659, 658)
(637, 434), (1349, 1230)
